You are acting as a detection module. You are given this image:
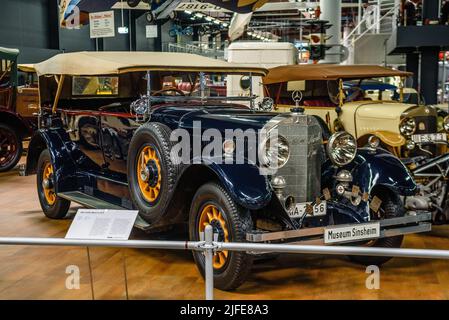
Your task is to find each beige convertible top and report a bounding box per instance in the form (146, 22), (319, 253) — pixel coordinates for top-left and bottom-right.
(18, 64), (36, 72)
(33, 51), (268, 76)
(263, 64), (412, 84)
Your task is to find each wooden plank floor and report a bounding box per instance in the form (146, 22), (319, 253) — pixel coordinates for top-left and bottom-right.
(1, 160), (449, 300)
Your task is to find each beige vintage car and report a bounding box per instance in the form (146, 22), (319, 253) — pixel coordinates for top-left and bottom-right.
(263, 64), (446, 158)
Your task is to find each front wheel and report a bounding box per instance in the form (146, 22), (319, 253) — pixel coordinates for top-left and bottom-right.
(37, 149), (70, 219)
(348, 190), (404, 266)
(0, 123), (22, 172)
(189, 182), (254, 291)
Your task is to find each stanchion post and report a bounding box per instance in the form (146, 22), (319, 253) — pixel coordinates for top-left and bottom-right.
(204, 224), (214, 300)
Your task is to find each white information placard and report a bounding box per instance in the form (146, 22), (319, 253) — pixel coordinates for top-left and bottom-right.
(65, 209), (138, 240)
(89, 11), (115, 39)
(146, 25), (158, 38)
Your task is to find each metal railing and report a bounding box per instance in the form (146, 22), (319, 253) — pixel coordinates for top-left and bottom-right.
(343, 2), (399, 45)
(1, 224), (449, 300)
(165, 42), (225, 60)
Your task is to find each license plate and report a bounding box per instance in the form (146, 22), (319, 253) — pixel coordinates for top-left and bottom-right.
(288, 201), (326, 218)
(412, 133), (447, 143)
(324, 222), (380, 244)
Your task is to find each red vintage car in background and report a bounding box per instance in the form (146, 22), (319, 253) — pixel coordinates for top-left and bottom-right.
(0, 47), (39, 172)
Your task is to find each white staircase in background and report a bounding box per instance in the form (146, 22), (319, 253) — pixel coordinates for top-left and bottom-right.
(164, 42), (225, 60)
(343, 0), (400, 65)
(367, 0), (397, 34)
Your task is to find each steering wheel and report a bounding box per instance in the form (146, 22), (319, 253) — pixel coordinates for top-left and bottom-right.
(327, 80), (342, 105)
(152, 87), (185, 96)
(345, 86), (364, 102)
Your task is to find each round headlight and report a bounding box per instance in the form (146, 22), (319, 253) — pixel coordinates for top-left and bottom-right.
(443, 116), (449, 132)
(327, 131), (357, 166)
(399, 118), (416, 136)
(262, 134), (290, 169)
(259, 97), (274, 111)
(406, 140), (416, 150)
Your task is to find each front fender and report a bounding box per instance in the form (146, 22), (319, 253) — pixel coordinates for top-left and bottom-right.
(207, 162), (272, 210)
(323, 147), (417, 196)
(26, 129), (78, 193)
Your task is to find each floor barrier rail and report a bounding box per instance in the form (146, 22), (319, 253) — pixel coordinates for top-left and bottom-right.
(1, 225), (449, 300)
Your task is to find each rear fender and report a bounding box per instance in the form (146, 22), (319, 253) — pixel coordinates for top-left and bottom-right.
(26, 129), (78, 193)
(0, 110), (32, 137)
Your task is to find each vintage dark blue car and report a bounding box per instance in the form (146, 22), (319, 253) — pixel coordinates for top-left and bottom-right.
(25, 52), (431, 290)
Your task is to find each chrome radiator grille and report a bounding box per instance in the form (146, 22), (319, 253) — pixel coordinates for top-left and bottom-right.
(275, 115), (324, 203)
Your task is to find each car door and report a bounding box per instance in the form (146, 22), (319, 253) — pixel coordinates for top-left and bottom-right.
(100, 110), (139, 176)
(64, 110), (106, 170)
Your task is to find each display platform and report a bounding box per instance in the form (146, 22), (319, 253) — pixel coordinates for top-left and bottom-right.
(1, 161), (448, 300)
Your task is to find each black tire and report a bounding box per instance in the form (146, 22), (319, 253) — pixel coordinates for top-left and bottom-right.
(348, 190), (404, 266)
(37, 149), (70, 219)
(127, 122), (178, 224)
(189, 182), (254, 291)
(0, 123), (23, 172)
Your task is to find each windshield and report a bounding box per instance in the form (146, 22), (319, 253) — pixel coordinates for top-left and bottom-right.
(265, 76), (419, 106)
(39, 70), (260, 111)
(148, 71), (257, 102)
(342, 78), (422, 104)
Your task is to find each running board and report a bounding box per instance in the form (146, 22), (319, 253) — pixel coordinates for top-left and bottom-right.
(59, 191), (124, 210)
(58, 191), (151, 231)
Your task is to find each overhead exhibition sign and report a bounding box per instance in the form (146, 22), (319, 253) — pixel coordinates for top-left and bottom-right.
(89, 11), (116, 38)
(174, 1), (231, 12)
(205, 0), (269, 13)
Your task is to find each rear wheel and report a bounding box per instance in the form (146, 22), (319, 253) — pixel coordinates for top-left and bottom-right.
(0, 123), (22, 172)
(348, 190), (404, 266)
(189, 182), (253, 291)
(37, 149), (70, 219)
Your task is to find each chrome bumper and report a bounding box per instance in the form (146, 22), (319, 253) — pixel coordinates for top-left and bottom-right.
(246, 211), (432, 245)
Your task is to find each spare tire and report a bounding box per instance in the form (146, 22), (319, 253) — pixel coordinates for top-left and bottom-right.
(127, 122), (179, 224)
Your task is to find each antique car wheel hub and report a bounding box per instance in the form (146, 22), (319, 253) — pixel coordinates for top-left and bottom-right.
(145, 160), (159, 188)
(42, 177), (54, 190)
(198, 204), (229, 269)
(137, 146), (162, 203)
(42, 162), (56, 206)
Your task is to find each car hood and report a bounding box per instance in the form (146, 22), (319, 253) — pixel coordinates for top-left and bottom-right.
(350, 101), (417, 120)
(152, 104), (278, 131)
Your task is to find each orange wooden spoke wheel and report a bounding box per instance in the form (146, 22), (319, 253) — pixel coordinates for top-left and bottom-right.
(137, 146), (162, 203)
(198, 204), (230, 269)
(42, 162), (56, 205)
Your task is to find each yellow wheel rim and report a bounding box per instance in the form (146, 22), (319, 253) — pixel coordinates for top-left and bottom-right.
(42, 162), (56, 206)
(137, 146), (162, 203)
(198, 204), (230, 269)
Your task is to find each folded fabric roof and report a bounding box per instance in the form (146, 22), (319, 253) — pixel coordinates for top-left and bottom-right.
(0, 47), (19, 60)
(18, 64), (35, 73)
(33, 51), (268, 76)
(263, 64), (412, 84)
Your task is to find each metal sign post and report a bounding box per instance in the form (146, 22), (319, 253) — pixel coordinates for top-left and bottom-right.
(204, 224), (214, 300)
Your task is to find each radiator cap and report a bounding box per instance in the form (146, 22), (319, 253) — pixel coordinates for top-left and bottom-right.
(290, 107), (304, 114)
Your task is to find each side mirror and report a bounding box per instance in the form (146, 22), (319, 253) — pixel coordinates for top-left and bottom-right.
(258, 97), (274, 111)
